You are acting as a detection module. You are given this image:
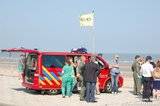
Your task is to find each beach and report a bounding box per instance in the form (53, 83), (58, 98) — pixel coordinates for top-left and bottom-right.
(0, 58), (160, 106)
(0, 0), (160, 105)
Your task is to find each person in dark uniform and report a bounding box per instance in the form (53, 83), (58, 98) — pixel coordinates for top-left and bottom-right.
(131, 55), (141, 95)
(82, 56), (100, 103)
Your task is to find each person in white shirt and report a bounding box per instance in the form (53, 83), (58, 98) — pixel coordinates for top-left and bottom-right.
(140, 56), (154, 102)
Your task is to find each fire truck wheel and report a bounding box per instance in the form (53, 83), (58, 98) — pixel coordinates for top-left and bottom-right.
(49, 90), (59, 95)
(40, 90), (45, 95)
(26, 87), (31, 90)
(105, 81), (112, 93)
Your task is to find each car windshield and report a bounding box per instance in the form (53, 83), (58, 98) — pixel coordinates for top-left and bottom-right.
(42, 55), (65, 68)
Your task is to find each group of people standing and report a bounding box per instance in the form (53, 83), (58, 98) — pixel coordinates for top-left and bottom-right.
(61, 56), (100, 103)
(132, 55), (160, 102)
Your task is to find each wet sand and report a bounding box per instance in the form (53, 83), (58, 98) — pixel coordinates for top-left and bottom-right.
(0, 59), (160, 106)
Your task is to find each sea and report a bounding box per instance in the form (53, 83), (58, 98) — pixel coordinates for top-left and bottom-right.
(103, 53), (160, 65)
(0, 52), (160, 65)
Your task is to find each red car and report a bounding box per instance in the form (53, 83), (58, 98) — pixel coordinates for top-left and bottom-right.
(1, 48), (123, 94)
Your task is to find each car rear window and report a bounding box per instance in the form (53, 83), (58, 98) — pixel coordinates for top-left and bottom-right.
(42, 55), (65, 68)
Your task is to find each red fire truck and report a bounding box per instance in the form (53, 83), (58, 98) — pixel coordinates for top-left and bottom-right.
(1, 48), (123, 94)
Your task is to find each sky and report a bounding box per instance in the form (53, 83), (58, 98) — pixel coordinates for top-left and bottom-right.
(0, 0), (160, 54)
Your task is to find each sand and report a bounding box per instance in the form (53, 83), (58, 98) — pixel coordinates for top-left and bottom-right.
(0, 59), (160, 106)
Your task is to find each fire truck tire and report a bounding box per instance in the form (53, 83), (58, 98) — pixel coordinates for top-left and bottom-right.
(105, 80), (112, 93)
(40, 90), (45, 95)
(48, 90), (59, 95)
(26, 87), (31, 90)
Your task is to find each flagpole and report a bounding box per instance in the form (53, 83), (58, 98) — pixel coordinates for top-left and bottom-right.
(92, 28), (95, 54)
(91, 22), (95, 54)
(92, 11), (95, 54)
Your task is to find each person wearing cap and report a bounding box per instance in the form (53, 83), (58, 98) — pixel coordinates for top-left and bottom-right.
(82, 56), (100, 103)
(131, 55), (141, 95)
(140, 56), (154, 102)
(110, 55), (120, 94)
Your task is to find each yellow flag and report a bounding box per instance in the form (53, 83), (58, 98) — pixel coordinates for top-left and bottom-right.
(80, 12), (94, 27)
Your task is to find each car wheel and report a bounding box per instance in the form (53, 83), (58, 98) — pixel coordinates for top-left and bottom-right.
(105, 81), (112, 93)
